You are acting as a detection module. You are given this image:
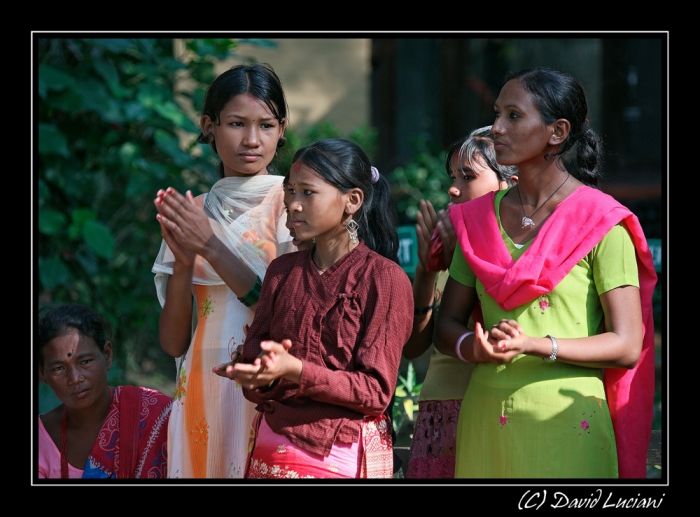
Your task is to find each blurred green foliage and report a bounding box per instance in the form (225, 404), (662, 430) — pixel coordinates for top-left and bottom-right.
(389, 133), (452, 226)
(392, 361), (422, 447)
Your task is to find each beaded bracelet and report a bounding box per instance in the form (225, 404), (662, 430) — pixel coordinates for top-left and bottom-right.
(414, 304), (434, 315)
(238, 276), (262, 307)
(455, 331), (474, 363)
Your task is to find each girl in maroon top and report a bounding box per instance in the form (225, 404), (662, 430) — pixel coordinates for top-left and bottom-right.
(214, 138), (413, 478)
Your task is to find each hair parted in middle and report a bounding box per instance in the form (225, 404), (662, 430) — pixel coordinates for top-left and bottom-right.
(196, 62), (289, 177)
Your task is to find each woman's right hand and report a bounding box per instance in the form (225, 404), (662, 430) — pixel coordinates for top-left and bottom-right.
(155, 189), (196, 266)
(415, 199), (439, 270)
(154, 187), (216, 257)
(435, 208), (457, 269)
(155, 192), (196, 267)
(472, 320), (525, 364)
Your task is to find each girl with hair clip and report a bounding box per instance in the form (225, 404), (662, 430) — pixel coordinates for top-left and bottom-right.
(403, 126), (517, 479)
(435, 67), (657, 478)
(152, 63), (296, 478)
(214, 138), (414, 479)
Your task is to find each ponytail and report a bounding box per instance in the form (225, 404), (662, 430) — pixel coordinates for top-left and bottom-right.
(572, 124), (603, 187)
(358, 173), (400, 264)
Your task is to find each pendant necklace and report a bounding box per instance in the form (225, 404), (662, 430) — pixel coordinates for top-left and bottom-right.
(516, 173), (570, 229)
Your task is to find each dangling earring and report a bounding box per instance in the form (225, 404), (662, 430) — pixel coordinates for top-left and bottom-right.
(312, 237), (316, 244)
(346, 218), (359, 245)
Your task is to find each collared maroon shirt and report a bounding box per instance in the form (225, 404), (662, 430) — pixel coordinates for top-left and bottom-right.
(241, 242), (413, 457)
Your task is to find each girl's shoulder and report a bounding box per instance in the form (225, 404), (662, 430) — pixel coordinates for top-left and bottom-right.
(359, 247), (412, 288)
(363, 246), (402, 269)
(269, 248), (311, 270)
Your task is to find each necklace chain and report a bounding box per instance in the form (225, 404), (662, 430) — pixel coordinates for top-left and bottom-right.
(312, 244), (359, 273)
(311, 252), (329, 272)
(516, 173), (570, 229)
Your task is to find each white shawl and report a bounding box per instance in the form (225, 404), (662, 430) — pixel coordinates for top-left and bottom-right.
(152, 175), (293, 307)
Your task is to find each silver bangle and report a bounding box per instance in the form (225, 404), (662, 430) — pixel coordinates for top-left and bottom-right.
(544, 335), (558, 362)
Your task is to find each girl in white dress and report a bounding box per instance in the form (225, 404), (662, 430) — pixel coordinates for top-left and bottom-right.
(152, 63), (295, 478)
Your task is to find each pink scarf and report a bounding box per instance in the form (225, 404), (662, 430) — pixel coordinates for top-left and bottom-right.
(450, 185), (658, 479)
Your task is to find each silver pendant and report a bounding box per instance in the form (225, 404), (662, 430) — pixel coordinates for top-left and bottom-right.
(521, 216), (536, 229)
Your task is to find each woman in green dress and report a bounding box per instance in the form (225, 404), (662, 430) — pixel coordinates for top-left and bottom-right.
(434, 67), (657, 479)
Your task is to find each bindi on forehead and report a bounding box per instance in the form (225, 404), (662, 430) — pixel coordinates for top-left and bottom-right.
(67, 352), (72, 357)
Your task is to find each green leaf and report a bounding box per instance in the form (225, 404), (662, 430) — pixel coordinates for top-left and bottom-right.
(38, 64), (75, 98)
(185, 39), (238, 60)
(39, 256), (72, 290)
(82, 219), (114, 259)
(403, 398), (414, 421)
(38, 123), (70, 157)
(86, 38), (136, 54)
(154, 128), (191, 167)
(69, 208), (96, 240)
(126, 170), (160, 198)
(153, 100), (191, 128)
(93, 58), (127, 99)
(136, 81), (170, 109)
(75, 249), (100, 276)
(39, 209), (68, 235)
(122, 101), (150, 122)
(71, 207), (96, 225)
(118, 142), (141, 168)
(70, 78), (111, 112)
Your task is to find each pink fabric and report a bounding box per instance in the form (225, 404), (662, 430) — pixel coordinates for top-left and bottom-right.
(245, 412), (393, 479)
(247, 414), (361, 478)
(425, 229), (448, 272)
(449, 186), (658, 479)
(38, 416), (83, 479)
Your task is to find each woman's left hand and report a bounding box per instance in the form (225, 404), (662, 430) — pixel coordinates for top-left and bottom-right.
(478, 319), (528, 364)
(213, 339), (302, 388)
(415, 199), (439, 270)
